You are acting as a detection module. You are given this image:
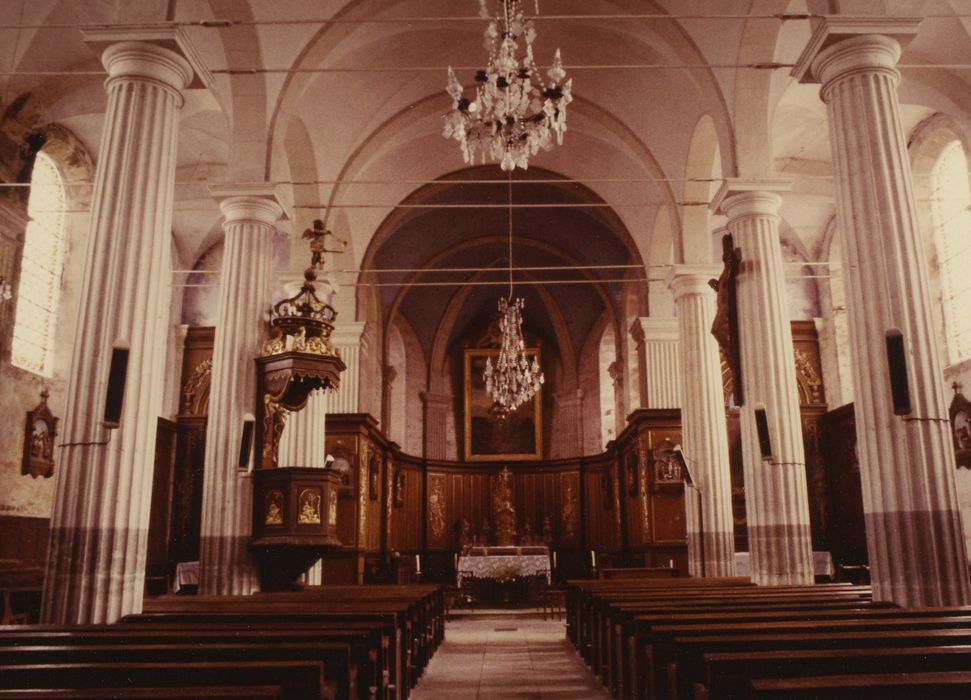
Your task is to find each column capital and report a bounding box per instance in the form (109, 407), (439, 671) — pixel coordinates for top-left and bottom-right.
(630, 316), (679, 345)
(792, 17), (921, 85)
(711, 179), (790, 220)
(330, 321), (366, 347)
(82, 25), (212, 90)
(666, 265), (721, 300)
(419, 391), (452, 408)
(210, 183), (286, 228)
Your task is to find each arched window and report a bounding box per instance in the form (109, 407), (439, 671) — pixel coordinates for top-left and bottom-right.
(11, 152), (67, 375)
(931, 141), (971, 364)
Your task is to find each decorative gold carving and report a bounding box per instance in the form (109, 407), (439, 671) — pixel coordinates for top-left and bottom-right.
(261, 327), (286, 357)
(264, 489), (284, 526)
(328, 490), (338, 526)
(181, 358), (212, 414)
(638, 442), (651, 537)
(794, 348), (824, 405)
(359, 442), (369, 544)
(561, 476), (579, 542)
(261, 324), (340, 359)
(428, 474), (447, 541)
(492, 466), (517, 545)
(297, 488), (322, 525)
(261, 396), (289, 468)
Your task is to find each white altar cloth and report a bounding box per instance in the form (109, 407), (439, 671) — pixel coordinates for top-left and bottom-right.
(457, 551), (551, 586)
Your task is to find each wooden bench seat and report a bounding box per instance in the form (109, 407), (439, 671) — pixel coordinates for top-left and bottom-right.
(748, 670), (971, 699)
(0, 642), (354, 700)
(0, 661), (327, 699)
(699, 644), (971, 700)
(0, 621), (384, 699)
(667, 627), (971, 700)
(0, 687), (285, 699)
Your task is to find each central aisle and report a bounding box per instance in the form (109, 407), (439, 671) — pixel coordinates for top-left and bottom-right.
(411, 611), (608, 699)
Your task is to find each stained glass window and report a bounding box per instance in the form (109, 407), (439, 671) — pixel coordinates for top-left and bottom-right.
(11, 152), (67, 375)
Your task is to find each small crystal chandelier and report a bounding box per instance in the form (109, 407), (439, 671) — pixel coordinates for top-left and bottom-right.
(444, 0), (572, 171)
(483, 176), (544, 414)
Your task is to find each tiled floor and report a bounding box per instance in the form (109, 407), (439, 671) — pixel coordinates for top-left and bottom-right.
(411, 611), (608, 699)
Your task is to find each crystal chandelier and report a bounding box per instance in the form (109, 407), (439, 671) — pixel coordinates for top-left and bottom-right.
(483, 177), (544, 414)
(444, 0), (572, 171)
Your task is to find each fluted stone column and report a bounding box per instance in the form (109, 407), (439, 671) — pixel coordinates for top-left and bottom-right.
(323, 321), (366, 414)
(630, 317), (682, 409)
(667, 266), (737, 578)
(712, 180), (813, 585)
(41, 29), (208, 624)
(422, 391), (451, 460)
(278, 391), (327, 468)
(198, 184), (284, 595)
(795, 18), (971, 606)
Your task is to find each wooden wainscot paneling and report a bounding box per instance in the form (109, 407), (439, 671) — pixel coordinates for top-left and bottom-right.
(819, 403), (867, 567)
(611, 409), (686, 568)
(323, 413), (391, 582)
(791, 321), (830, 550)
(426, 472), (448, 549)
(0, 515), (48, 563)
(583, 453), (614, 555)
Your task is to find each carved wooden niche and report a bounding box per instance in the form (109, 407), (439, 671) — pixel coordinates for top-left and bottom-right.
(653, 438), (684, 489)
(950, 384), (971, 469)
(23, 390), (57, 479)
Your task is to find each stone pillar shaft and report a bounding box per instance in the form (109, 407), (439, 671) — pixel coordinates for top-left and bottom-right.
(630, 317), (681, 409)
(713, 181), (814, 585)
(42, 37), (197, 624)
(796, 21), (970, 605)
(668, 267), (737, 577)
(279, 391), (327, 468)
(198, 187), (283, 595)
(323, 322), (365, 414)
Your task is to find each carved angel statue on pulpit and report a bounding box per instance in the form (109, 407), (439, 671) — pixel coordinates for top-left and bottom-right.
(302, 219), (347, 270)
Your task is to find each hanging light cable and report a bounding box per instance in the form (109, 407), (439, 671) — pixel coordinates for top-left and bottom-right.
(483, 173), (545, 415)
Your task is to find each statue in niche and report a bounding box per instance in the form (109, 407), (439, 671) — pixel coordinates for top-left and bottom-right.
(22, 390), (57, 479)
(542, 515), (553, 544)
(493, 466), (517, 546)
(521, 517), (533, 545)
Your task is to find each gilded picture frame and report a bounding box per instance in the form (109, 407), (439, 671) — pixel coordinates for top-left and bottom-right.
(464, 348), (542, 461)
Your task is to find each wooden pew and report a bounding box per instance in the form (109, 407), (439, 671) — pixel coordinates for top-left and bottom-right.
(0, 661), (327, 699)
(748, 671), (971, 699)
(0, 642), (353, 700)
(625, 604), (971, 699)
(667, 627), (971, 700)
(130, 587), (444, 699)
(699, 644), (971, 700)
(584, 584), (872, 696)
(0, 688), (285, 699)
(0, 623), (383, 700)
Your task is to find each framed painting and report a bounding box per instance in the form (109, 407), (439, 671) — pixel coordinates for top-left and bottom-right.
(464, 348), (542, 461)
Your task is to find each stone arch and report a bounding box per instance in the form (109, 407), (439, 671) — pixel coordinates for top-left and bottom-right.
(681, 115), (722, 264)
